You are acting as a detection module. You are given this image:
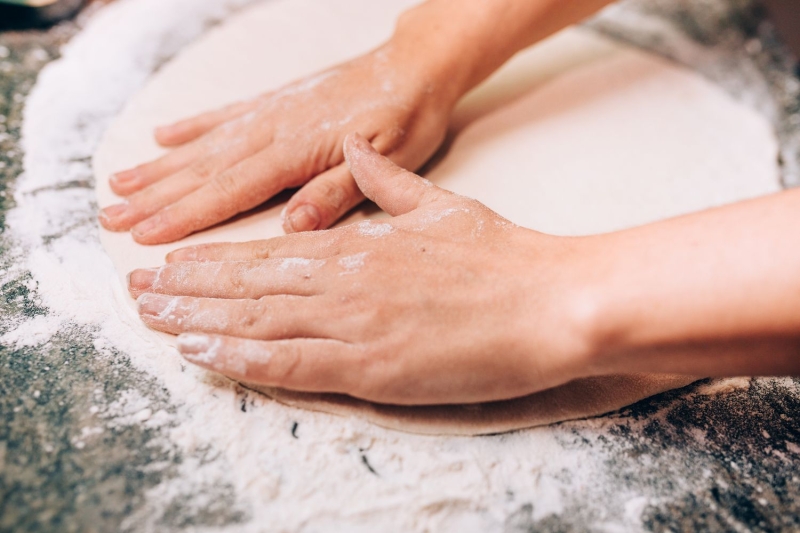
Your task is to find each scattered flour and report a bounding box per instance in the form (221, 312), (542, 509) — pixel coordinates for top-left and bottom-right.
(3, 0), (792, 530)
(179, 333), (225, 367)
(357, 220), (394, 237)
(278, 257), (314, 271)
(338, 251), (368, 274)
(696, 377), (753, 396)
(9, 1), (626, 529)
(412, 206), (470, 231)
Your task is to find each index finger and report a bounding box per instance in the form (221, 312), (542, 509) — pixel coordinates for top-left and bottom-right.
(131, 145), (304, 244)
(165, 230), (344, 263)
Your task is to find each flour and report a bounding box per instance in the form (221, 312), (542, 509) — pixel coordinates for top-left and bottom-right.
(278, 256), (314, 271)
(412, 206), (469, 231)
(338, 251), (368, 273)
(10, 2), (607, 528)
(273, 69), (340, 100)
(4, 0), (796, 530)
(357, 220), (394, 237)
(179, 333), (225, 368)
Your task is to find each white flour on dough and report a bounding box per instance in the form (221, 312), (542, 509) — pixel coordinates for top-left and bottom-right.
(93, 0), (779, 436)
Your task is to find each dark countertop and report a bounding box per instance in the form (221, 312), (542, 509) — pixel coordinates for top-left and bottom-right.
(1, 1), (799, 532)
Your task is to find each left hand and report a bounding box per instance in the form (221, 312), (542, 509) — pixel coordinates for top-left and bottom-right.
(127, 134), (594, 405)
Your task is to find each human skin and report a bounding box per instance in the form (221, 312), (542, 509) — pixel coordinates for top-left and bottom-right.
(114, 0), (800, 402)
(97, 0), (614, 244)
(127, 134), (800, 405)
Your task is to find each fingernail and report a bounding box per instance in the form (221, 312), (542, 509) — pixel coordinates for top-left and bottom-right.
(132, 215), (160, 239)
(178, 333), (220, 365)
(99, 203), (128, 221)
(137, 293), (176, 319)
(111, 169), (138, 185)
(128, 268), (159, 291)
(287, 204), (320, 233)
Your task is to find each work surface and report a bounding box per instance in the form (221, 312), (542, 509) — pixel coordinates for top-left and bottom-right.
(1, 1), (800, 532)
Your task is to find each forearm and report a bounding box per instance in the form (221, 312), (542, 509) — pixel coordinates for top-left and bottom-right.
(385, 0), (616, 107)
(582, 188), (800, 377)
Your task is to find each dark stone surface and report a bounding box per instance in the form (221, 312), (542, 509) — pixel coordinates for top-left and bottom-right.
(0, 14), (245, 533)
(0, 0), (87, 31)
(0, 2), (799, 532)
(500, 378), (800, 532)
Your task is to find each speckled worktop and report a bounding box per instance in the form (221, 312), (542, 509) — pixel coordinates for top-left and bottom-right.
(1, 1), (800, 532)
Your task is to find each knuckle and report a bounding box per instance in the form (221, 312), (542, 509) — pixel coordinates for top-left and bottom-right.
(210, 171), (242, 201)
(151, 265), (174, 289)
(187, 159), (217, 183)
(311, 178), (350, 214)
(227, 266), (248, 297)
(252, 241), (275, 259)
(320, 139), (343, 170)
(238, 296), (277, 332)
(239, 299), (266, 330)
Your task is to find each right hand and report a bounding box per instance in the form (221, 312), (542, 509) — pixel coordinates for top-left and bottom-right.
(127, 134), (595, 404)
(98, 43), (457, 244)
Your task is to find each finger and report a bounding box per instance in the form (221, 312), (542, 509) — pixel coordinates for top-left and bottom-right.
(108, 104), (264, 198)
(127, 258), (326, 299)
(177, 334), (359, 394)
(282, 163), (364, 233)
(343, 133), (449, 216)
(137, 293), (328, 339)
(100, 139), (260, 231)
(131, 145), (304, 244)
(107, 141), (208, 197)
(166, 231), (341, 263)
(283, 131), (416, 233)
(154, 100), (258, 147)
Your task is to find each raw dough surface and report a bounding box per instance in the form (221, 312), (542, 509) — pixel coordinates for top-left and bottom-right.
(94, 0), (781, 435)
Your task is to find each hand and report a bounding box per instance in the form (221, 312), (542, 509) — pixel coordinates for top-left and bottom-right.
(99, 42), (455, 244)
(127, 134), (595, 405)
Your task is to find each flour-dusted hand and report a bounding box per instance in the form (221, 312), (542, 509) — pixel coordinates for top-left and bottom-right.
(127, 134), (596, 404)
(97, 0), (624, 245)
(98, 43), (456, 244)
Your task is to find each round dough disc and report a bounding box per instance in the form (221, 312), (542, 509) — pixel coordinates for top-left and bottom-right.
(94, 0), (780, 435)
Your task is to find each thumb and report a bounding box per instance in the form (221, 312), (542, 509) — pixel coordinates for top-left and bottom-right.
(343, 133), (446, 216)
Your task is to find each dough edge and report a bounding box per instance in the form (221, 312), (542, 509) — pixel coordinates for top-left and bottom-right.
(94, 0), (786, 436)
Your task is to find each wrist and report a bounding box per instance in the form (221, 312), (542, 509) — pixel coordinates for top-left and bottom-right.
(558, 234), (634, 377)
(528, 232), (632, 379)
(388, 0), (617, 111)
(387, 0), (526, 109)
(509, 230), (610, 385)
(382, 14), (473, 111)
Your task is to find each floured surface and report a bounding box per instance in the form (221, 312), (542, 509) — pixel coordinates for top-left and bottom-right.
(7, 0), (799, 529)
(94, 0), (779, 435)
(256, 375), (695, 436)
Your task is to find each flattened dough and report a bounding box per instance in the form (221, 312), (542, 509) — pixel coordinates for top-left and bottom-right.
(94, 0), (781, 435)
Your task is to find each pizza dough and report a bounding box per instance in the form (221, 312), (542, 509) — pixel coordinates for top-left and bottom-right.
(93, 0), (781, 435)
